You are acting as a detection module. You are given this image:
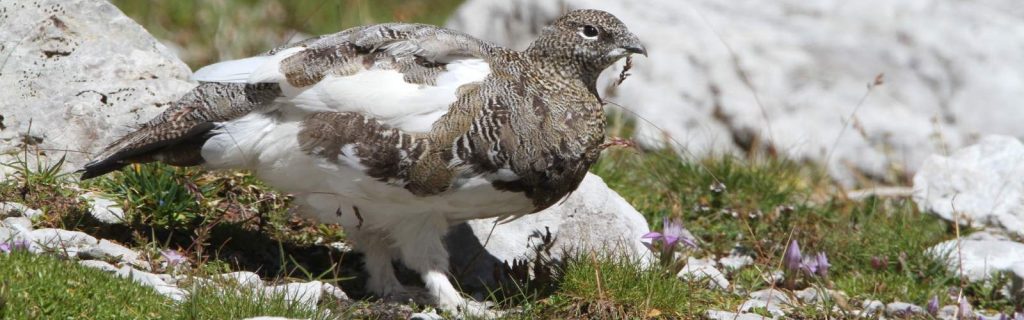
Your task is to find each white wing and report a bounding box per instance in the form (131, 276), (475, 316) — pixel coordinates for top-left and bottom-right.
(192, 24), (496, 133)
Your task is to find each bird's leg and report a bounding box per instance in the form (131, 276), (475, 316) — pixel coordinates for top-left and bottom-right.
(348, 230), (405, 299)
(392, 216), (476, 313)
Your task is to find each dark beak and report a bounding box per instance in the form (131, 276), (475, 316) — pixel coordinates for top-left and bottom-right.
(621, 33), (648, 56)
(624, 44), (647, 56)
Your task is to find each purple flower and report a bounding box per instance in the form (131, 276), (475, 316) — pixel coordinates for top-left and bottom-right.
(642, 217), (696, 251)
(814, 252), (830, 277)
(1, 239), (30, 254)
(926, 296), (939, 315)
(798, 251), (831, 277)
(1014, 312), (1024, 320)
(958, 298), (973, 319)
(161, 249), (187, 266)
(783, 239), (802, 273)
(870, 256), (888, 270)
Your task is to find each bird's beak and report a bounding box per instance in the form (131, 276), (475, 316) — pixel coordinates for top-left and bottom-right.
(621, 34), (647, 57)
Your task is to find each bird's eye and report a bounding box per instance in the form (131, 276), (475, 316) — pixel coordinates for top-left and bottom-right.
(579, 25), (599, 39)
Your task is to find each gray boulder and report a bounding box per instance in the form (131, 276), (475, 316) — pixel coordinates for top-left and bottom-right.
(448, 0), (1024, 185)
(0, 0), (193, 176)
(913, 135), (1024, 237)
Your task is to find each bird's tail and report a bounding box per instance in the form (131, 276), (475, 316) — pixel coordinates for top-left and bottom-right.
(79, 82), (282, 180)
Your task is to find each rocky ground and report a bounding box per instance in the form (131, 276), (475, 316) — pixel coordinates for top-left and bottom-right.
(1, 0), (1023, 319)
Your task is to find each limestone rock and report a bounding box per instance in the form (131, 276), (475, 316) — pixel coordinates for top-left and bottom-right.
(885, 301), (925, 318)
(928, 238), (1024, 282)
(81, 193), (127, 224)
(677, 257), (729, 290)
(28, 228), (98, 257)
(0, 0), (194, 175)
(445, 173), (651, 294)
(739, 289), (791, 317)
(719, 252), (754, 271)
(0, 202), (43, 219)
(264, 281), (324, 310)
(861, 300), (885, 317)
(913, 135), (1024, 237)
(706, 310), (770, 320)
(448, 0), (1024, 185)
(78, 239), (143, 267)
(116, 266), (188, 301)
(79, 259), (119, 273)
(2, 217), (32, 231)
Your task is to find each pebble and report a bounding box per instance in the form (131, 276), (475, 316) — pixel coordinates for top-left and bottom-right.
(81, 193), (127, 224)
(0, 202), (43, 219)
(677, 257), (730, 290)
(885, 301), (925, 318)
(116, 266), (188, 301)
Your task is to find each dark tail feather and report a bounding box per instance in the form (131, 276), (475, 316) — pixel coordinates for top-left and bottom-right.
(79, 82), (281, 180)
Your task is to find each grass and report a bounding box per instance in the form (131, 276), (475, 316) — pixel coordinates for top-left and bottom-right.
(2, 0), (1021, 319)
(0, 250), (347, 319)
(0, 251), (174, 319)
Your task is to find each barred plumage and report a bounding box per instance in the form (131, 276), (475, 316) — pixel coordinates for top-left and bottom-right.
(81, 9), (644, 315)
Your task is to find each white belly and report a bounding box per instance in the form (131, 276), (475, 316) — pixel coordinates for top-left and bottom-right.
(200, 113), (535, 231)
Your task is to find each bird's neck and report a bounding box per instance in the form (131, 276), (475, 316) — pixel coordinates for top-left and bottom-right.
(523, 49), (603, 99)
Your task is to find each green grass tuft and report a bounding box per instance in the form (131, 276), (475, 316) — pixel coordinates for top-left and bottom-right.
(0, 251), (174, 319)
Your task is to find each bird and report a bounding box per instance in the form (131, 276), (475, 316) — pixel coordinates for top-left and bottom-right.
(80, 9), (645, 314)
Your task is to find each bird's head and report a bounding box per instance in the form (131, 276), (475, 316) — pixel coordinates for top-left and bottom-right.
(526, 9), (646, 79)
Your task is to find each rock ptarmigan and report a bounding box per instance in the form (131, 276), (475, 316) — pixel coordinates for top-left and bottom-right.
(80, 9), (645, 314)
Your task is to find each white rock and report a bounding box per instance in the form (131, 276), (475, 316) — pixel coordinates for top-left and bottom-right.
(448, 0), (1024, 185)
(409, 310), (444, 320)
(264, 281), (324, 310)
(861, 299), (885, 317)
(116, 266), (188, 301)
(719, 252), (754, 271)
(706, 310), (770, 320)
(79, 259), (118, 273)
(80, 193), (126, 224)
(0, 202), (43, 219)
(928, 238), (1024, 282)
(446, 173), (652, 294)
(913, 135), (1024, 237)
(677, 257), (730, 290)
(1009, 262), (1024, 298)
(320, 282), (349, 301)
(215, 271), (264, 288)
(0, 0), (193, 176)
(885, 301), (924, 317)
(0, 221), (30, 244)
(739, 289), (791, 317)
(28, 228), (98, 257)
(78, 239), (139, 263)
(794, 287), (840, 304)
(2, 217), (32, 231)
(937, 305), (960, 320)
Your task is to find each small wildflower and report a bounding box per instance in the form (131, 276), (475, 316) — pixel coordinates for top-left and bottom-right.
(641, 217), (696, 251)
(161, 249), (186, 266)
(958, 298), (973, 319)
(1, 239), (30, 253)
(814, 252), (830, 277)
(926, 296), (939, 315)
(783, 239), (802, 273)
(870, 256), (888, 270)
(1014, 312), (1024, 320)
